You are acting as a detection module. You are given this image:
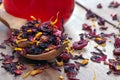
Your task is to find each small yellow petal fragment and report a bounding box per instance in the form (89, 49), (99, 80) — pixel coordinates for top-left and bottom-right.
(56, 60), (64, 67)
(108, 40), (112, 43)
(16, 39), (27, 44)
(95, 38), (102, 41)
(94, 44), (98, 48)
(101, 43), (106, 47)
(81, 59), (89, 65)
(27, 29), (32, 33)
(33, 32), (42, 41)
(51, 11), (59, 26)
(116, 65), (120, 70)
(30, 69), (43, 76)
(116, 21), (120, 26)
(17, 33), (23, 39)
(58, 76), (64, 80)
(31, 16), (36, 20)
(14, 48), (22, 51)
(93, 72), (96, 80)
(92, 21), (96, 27)
(23, 71), (32, 79)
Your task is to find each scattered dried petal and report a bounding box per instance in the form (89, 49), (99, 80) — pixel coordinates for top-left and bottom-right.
(23, 71), (32, 79)
(97, 3), (102, 9)
(30, 69), (43, 76)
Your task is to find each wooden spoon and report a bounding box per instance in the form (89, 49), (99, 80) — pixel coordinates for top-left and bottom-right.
(22, 44), (67, 60)
(0, 16), (67, 60)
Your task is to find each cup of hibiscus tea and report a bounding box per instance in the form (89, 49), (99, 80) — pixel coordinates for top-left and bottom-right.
(3, 0), (75, 28)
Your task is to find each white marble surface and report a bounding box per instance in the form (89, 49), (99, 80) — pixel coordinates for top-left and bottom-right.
(0, 0), (120, 80)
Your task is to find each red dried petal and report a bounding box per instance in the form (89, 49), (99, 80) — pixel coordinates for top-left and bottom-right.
(72, 40), (88, 50)
(82, 23), (92, 31)
(114, 38), (120, 48)
(113, 48), (120, 56)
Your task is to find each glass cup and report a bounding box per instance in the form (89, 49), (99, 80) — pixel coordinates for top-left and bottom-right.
(3, 0), (75, 28)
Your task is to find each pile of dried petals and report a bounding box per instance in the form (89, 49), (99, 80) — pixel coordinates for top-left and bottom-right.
(7, 18), (64, 55)
(0, 53), (26, 76)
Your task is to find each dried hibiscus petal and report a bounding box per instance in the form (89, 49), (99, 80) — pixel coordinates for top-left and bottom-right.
(108, 1), (120, 8)
(72, 40), (88, 50)
(94, 37), (106, 45)
(97, 3), (102, 9)
(86, 10), (96, 19)
(113, 48), (120, 56)
(90, 48), (107, 63)
(57, 51), (70, 63)
(90, 55), (107, 63)
(88, 29), (98, 38)
(72, 33), (89, 50)
(114, 37), (120, 48)
(0, 53), (26, 76)
(0, 44), (6, 49)
(111, 13), (118, 20)
(99, 26), (108, 30)
(97, 18), (105, 26)
(82, 23), (92, 31)
(108, 59), (120, 75)
(64, 63), (79, 80)
(100, 33), (114, 38)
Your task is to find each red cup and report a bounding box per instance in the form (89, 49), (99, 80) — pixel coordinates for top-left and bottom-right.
(3, 0), (75, 28)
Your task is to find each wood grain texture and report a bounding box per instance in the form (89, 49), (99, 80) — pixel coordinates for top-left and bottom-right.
(0, 0), (120, 80)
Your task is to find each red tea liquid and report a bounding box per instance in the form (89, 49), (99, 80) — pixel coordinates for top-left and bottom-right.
(4, 0), (74, 28)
